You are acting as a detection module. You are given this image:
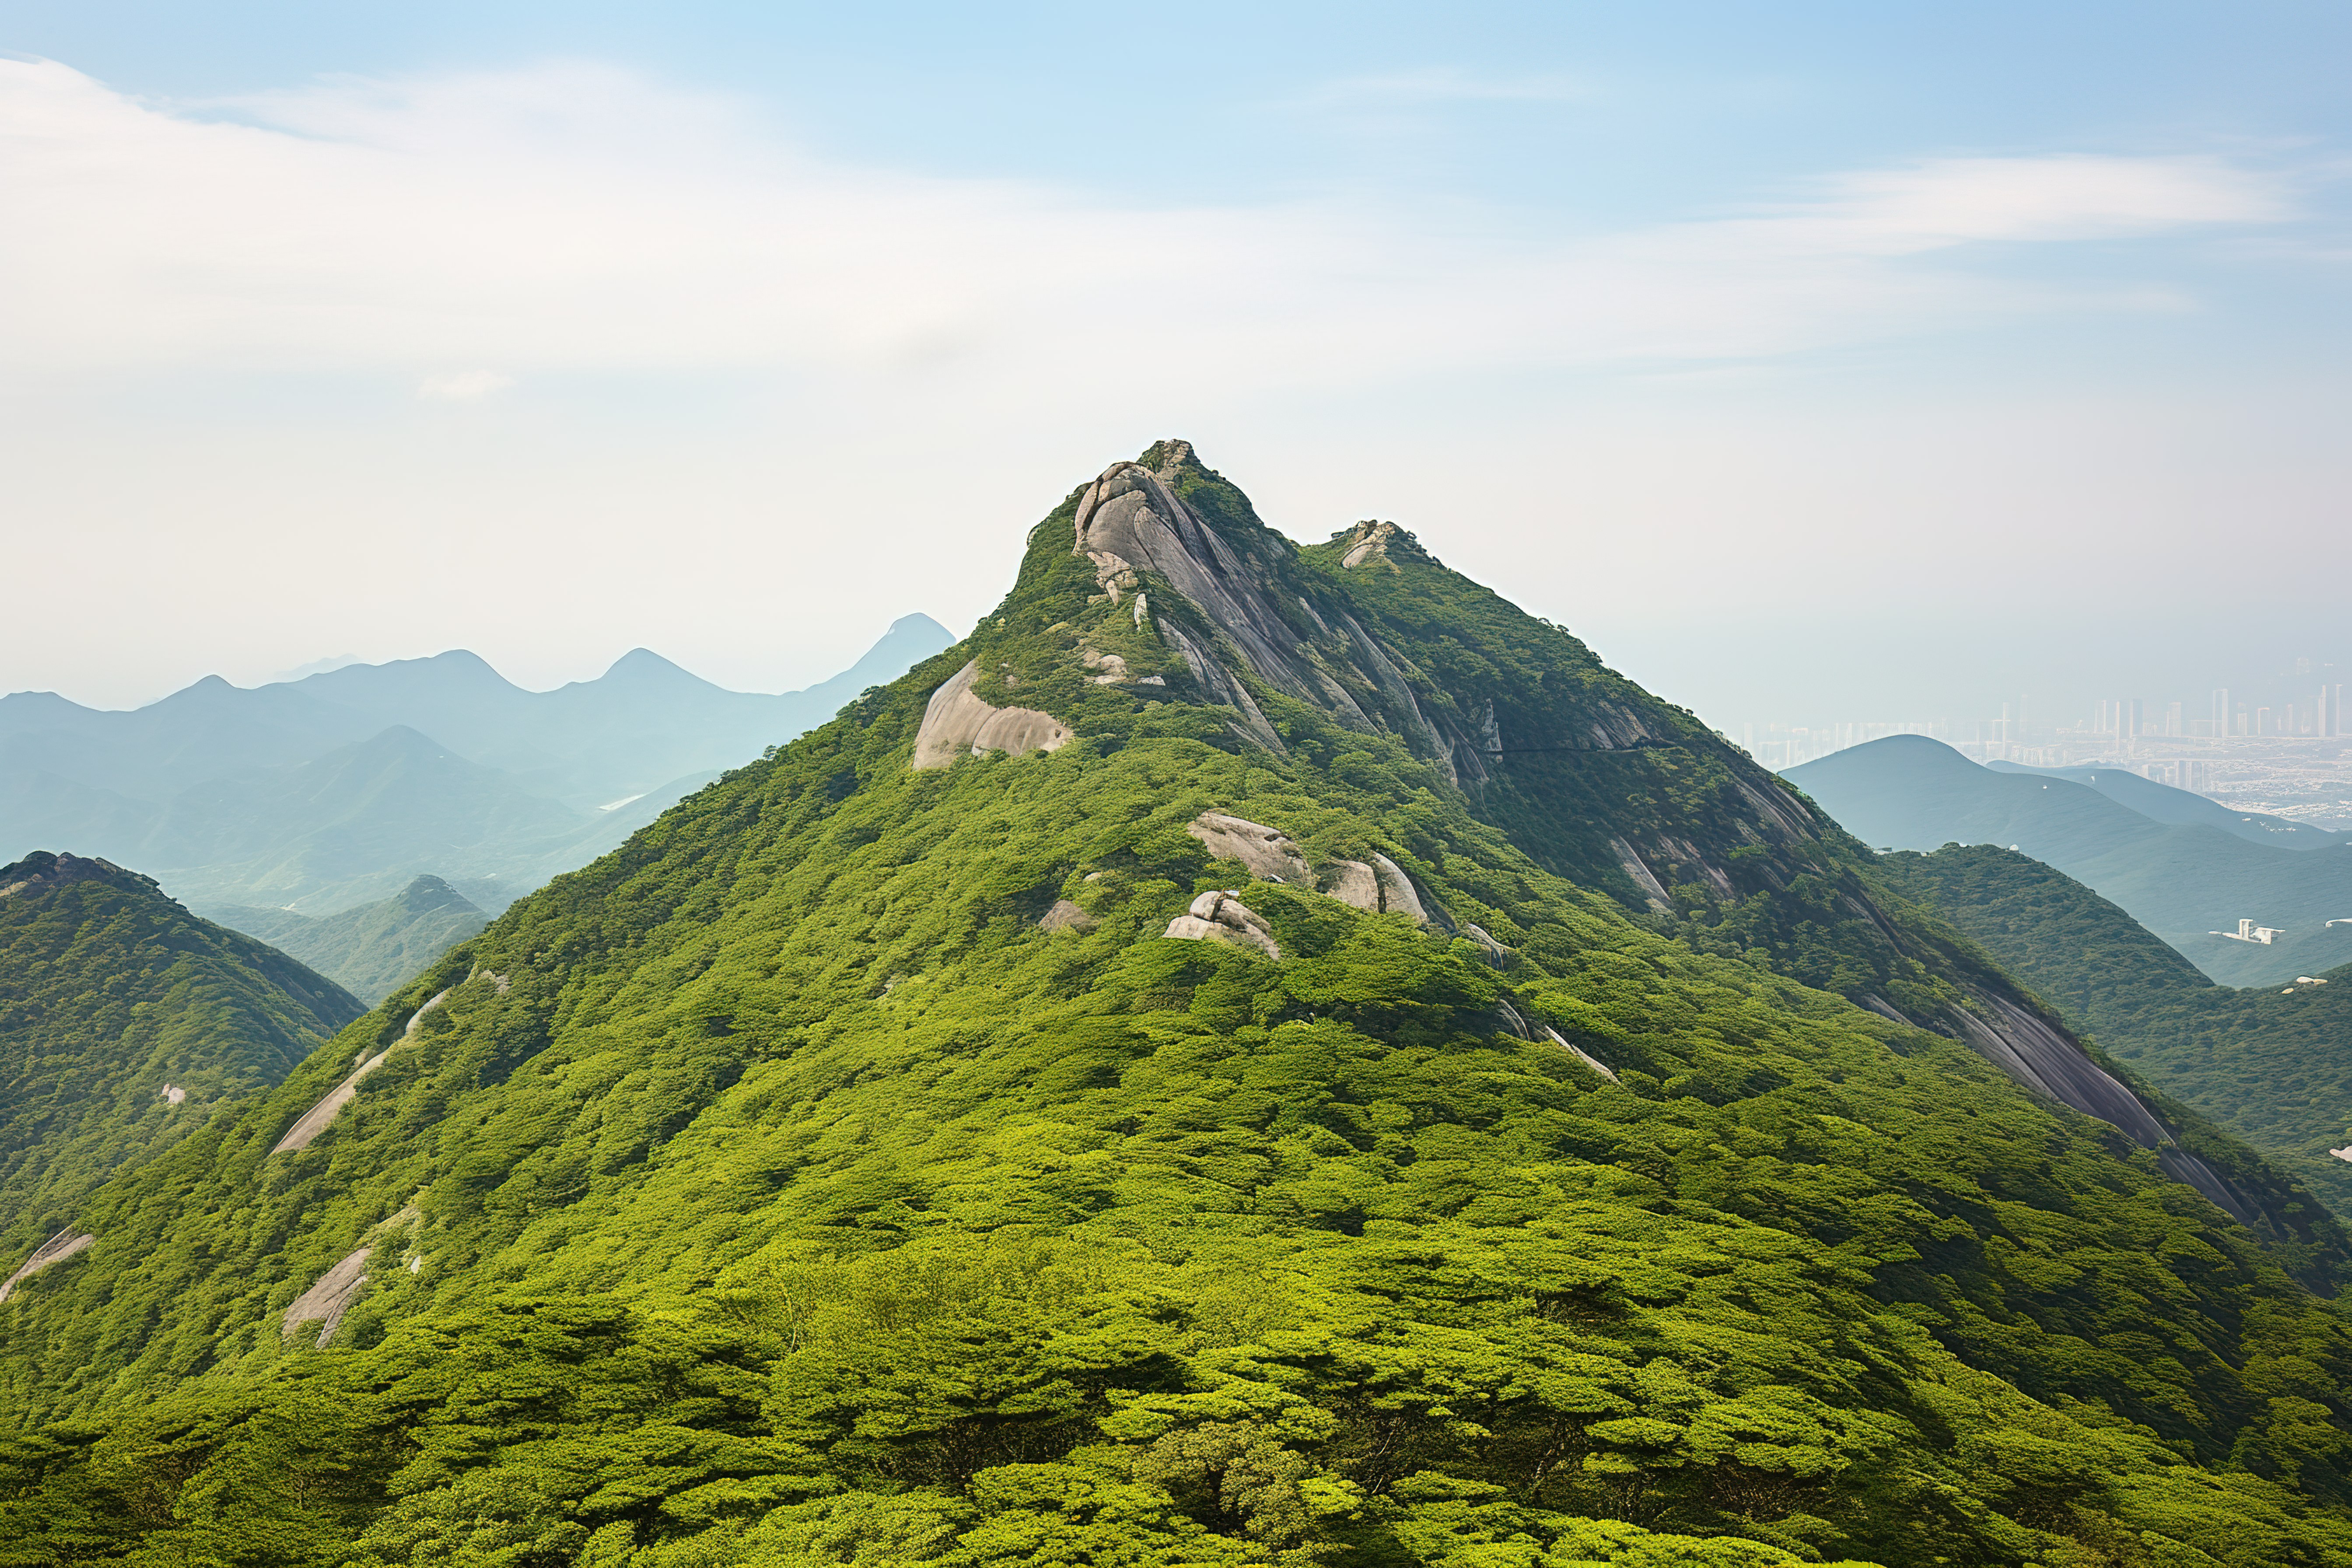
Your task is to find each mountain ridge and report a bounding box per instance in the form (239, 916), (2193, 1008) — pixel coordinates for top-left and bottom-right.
(6, 447), (2352, 1564)
(1787, 734), (2352, 987)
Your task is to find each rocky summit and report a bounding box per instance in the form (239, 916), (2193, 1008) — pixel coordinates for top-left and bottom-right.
(4, 443), (2352, 1567)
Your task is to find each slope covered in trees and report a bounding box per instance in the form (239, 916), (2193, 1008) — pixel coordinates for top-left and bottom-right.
(1876, 840), (2352, 1214)
(1788, 735), (2352, 988)
(0, 850), (361, 1260)
(5, 446), (2352, 1566)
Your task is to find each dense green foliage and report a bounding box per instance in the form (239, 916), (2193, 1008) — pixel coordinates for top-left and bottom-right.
(8, 449), (2352, 1566)
(0, 852), (361, 1256)
(206, 875), (491, 1004)
(1878, 843), (2352, 1215)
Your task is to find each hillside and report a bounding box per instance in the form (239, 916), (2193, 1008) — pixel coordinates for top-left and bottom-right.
(1985, 759), (2348, 850)
(1788, 734), (2352, 987)
(1876, 841), (2352, 1213)
(6, 445), (2352, 1566)
(202, 875), (490, 1004)
(0, 851), (362, 1265)
(0, 615), (956, 913)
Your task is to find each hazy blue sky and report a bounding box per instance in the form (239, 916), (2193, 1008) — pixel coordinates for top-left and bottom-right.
(4, 3), (2346, 726)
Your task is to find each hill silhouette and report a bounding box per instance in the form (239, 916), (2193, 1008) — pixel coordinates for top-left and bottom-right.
(1788, 733), (2352, 986)
(0, 616), (956, 913)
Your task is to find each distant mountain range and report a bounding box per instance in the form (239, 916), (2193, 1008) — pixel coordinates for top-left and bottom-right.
(0, 614), (955, 916)
(1787, 734), (2352, 986)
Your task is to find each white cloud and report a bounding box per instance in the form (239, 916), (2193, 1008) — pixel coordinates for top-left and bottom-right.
(417, 369), (514, 401)
(0, 58), (2298, 391)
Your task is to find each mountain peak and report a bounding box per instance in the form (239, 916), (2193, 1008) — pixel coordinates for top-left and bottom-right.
(599, 648), (721, 691)
(0, 850), (162, 901)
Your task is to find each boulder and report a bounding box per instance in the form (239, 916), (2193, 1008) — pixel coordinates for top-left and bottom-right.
(911, 660), (1074, 770)
(1188, 812), (1313, 884)
(1370, 854), (1429, 924)
(1040, 899), (1097, 934)
(1324, 859), (1380, 912)
(1163, 889), (1280, 959)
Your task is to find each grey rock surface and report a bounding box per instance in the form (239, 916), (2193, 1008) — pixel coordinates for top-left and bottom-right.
(1544, 1027), (1620, 1084)
(282, 1245), (372, 1344)
(1370, 854), (1429, 924)
(0, 1231), (93, 1305)
(1163, 889), (1280, 959)
(1040, 899), (1097, 934)
(911, 660), (1074, 770)
(1188, 812), (1313, 884)
(1325, 859), (1380, 912)
(271, 986), (449, 1156)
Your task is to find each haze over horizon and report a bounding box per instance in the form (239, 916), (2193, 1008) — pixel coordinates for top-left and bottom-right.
(5, 3), (2348, 728)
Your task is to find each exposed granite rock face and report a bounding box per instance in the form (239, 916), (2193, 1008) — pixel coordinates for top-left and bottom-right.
(1608, 837), (1673, 912)
(1461, 923), (1512, 968)
(1071, 445), (1473, 780)
(1544, 1027), (1620, 1084)
(1164, 889), (1280, 959)
(282, 1246), (371, 1344)
(1325, 860), (1380, 912)
(272, 986), (450, 1156)
(1370, 854), (1428, 925)
(911, 660), (1074, 770)
(0, 1232), (93, 1305)
(1040, 899), (1097, 934)
(1187, 812), (1313, 885)
(1337, 519), (1432, 571)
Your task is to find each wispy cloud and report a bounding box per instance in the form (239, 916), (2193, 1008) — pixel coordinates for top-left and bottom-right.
(0, 58), (2300, 392)
(417, 370), (514, 401)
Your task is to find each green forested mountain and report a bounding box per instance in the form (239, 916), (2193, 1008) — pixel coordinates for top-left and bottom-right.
(1787, 735), (2352, 988)
(7, 445), (2352, 1567)
(0, 850), (361, 1265)
(1876, 840), (2352, 1214)
(203, 875), (491, 1004)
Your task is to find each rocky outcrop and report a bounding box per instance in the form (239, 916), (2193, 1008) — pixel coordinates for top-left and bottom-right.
(1873, 983), (2252, 1225)
(1325, 860), (1380, 912)
(1608, 838), (1673, 912)
(272, 987), (450, 1156)
(1072, 445), (1474, 780)
(0, 1232), (93, 1305)
(0, 851), (158, 900)
(282, 1246), (371, 1344)
(1337, 519), (1431, 571)
(1040, 899), (1096, 934)
(1544, 1027), (1620, 1084)
(1188, 813), (1313, 884)
(1370, 854), (1428, 924)
(1185, 812), (1433, 928)
(911, 660), (1074, 770)
(1164, 890), (1280, 959)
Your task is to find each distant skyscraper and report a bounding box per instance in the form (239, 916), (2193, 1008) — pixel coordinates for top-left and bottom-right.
(2212, 688), (2229, 738)
(2126, 698), (2143, 738)
(2166, 700), (2183, 737)
(2257, 706), (2273, 737)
